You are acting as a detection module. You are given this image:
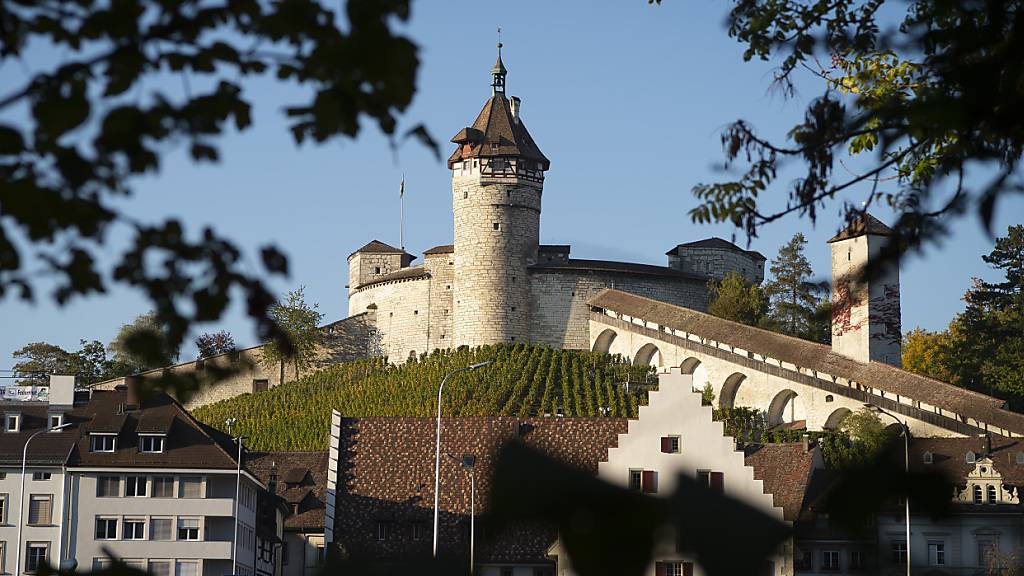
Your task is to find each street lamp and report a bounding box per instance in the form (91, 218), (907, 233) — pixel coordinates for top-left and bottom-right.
(446, 453), (477, 574)
(433, 360), (494, 558)
(865, 403), (911, 576)
(16, 422), (72, 576)
(226, 418), (246, 576)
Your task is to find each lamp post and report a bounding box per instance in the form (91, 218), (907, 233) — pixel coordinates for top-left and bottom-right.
(866, 403), (911, 576)
(16, 422), (72, 576)
(446, 453), (477, 573)
(226, 418), (246, 576)
(433, 360), (493, 558)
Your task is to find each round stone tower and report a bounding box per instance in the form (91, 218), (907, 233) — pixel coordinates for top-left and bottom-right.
(448, 44), (550, 348)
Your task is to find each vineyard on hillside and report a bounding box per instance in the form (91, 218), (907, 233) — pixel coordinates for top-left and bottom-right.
(194, 343), (656, 451)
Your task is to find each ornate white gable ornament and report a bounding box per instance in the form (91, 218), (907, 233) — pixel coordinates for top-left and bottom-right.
(956, 457), (1019, 504)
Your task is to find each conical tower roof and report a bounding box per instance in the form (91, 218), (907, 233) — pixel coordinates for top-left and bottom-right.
(827, 213), (896, 243)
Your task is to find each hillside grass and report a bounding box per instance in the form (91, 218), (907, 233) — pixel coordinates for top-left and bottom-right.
(194, 343), (655, 451)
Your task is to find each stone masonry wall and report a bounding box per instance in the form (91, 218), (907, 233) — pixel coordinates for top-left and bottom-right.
(424, 253), (455, 351)
(348, 252), (406, 295)
(830, 235), (901, 366)
(530, 270), (708, 350)
(668, 247), (765, 284)
(452, 173), (541, 348)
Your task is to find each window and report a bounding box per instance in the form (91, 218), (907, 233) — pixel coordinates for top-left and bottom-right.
(661, 436), (681, 453)
(492, 222), (500, 231)
(4, 414), (20, 432)
(124, 518), (145, 540)
(125, 475), (147, 497)
(849, 550), (866, 570)
(97, 475), (120, 497)
(928, 541), (946, 565)
(151, 517), (173, 540)
(91, 434), (116, 452)
(27, 495), (52, 525)
(923, 451), (933, 464)
(177, 517), (200, 541)
(628, 469), (643, 491)
(892, 541), (907, 564)
(974, 485), (983, 504)
(373, 266), (381, 274)
(149, 561), (172, 576)
(251, 380), (269, 395)
(987, 485), (997, 503)
(0, 493), (7, 524)
(822, 550), (840, 571)
(709, 471), (725, 493)
(179, 476), (203, 498)
(655, 562), (693, 576)
(376, 521), (392, 541)
(48, 414), (63, 429)
(175, 560), (199, 576)
(140, 434), (165, 453)
(967, 450), (977, 463)
(501, 568), (513, 576)
(641, 470), (658, 494)
(95, 517), (118, 540)
(412, 522), (426, 541)
(697, 470), (711, 487)
(31, 472), (51, 481)
(978, 540), (997, 567)
(152, 476), (174, 497)
(25, 542), (48, 574)
(464, 191), (468, 199)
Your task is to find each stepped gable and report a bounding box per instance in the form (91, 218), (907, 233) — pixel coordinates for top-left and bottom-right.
(333, 416), (626, 562)
(744, 443), (817, 521)
(666, 237), (767, 261)
(827, 212), (896, 243)
(587, 289), (1024, 435)
(447, 95), (549, 169)
(249, 451), (329, 531)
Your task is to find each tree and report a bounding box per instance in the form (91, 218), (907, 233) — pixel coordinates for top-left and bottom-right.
(0, 0), (430, 396)
(109, 312), (179, 374)
(902, 328), (954, 383)
(685, 0), (1024, 267)
(11, 342), (77, 384)
(261, 287), (324, 383)
(822, 407), (895, 469)
(196, 331), (237, 359)
(807, 296), (833, 345)
(763, 233), (824, 338)
(707, 271), (767, 327)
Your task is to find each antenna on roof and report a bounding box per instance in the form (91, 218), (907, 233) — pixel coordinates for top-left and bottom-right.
(399, 174), (405, 251)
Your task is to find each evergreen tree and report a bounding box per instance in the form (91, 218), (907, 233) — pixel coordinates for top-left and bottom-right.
(260, 287), (324, 383)
(707, 271), (767, 327)
(764, 233), (825, 338)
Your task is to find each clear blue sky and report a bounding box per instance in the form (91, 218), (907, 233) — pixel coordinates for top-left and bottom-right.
(2, 0), (1021, 365)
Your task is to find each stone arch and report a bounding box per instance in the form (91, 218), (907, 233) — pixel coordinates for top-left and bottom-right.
(767, 389), (798, 426)
(679, 357), (701, 374)
(633, 343), (661, 367)
(823, 407), (852, 430)
(592, 328), (618, 354)
(719, 373), (747, 410)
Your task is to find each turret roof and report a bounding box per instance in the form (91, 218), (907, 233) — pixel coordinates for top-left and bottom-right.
(827, 213), (896, 243)
(447, 94), (549, 169)
(667, 237), (766, 261)
(347, 240), (411, 260)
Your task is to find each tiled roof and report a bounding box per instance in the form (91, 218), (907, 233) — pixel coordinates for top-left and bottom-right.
(0, 403), (83, 466)
(827, 213), (896, 243)
(353, 265), (429, 290)
(667, 237), (767, 261)
(333, 416), (627, 563)
(910, 436), (1024, 485)
(423, 244), (454, 255)
(447, 95), (549, 169)
(530, 259), (708, 281)
(348, 240), (412, 259)
(744, 443), (818, 521)
(249, 451), (329, 532)
(69, 390), (239, 469)
(588, 289), (1024, 435)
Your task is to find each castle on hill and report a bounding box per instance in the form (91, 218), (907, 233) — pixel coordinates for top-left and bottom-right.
(346, 46), (767, 362)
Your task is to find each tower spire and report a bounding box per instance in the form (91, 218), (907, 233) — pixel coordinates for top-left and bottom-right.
(491, 29), (506, 95)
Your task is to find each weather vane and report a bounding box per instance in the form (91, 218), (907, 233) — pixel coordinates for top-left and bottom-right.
(497, 26), (502, 49)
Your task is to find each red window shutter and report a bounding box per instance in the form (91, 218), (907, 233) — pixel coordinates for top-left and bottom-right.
(642, 470), (658, 494)
(655, 562), (667, 576)
(710, 472), (724, 493)
(683, 563), (694, 576)
(661, 436), (672, 453)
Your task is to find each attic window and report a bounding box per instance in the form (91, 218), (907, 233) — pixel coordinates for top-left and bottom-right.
(48, 413), (64, 430)
(91, 434), (116, 453)
(5, 413), (21, 432)
(966, 451), (977, 463)
(923, 452), (933, 464)
(140, 434), (166, 454)
(490, 143), (499, 151)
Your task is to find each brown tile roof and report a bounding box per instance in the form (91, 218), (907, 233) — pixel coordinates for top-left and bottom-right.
(827, 213), (895, 243)
(529, 259), (708, 281)
(0, 403), (83, 466)
(744, 443), (818, 521)
(353, 265), (429, 290)
(333, 416), (626, 563)
(588, 289), (1024, 435)
(447, 95), (549, 169)
(69, 390), (239, 469)
(348, 240), (413, 260)
(667, 237), (767, 261)
(249, 451), (329, 532)
(910, 436), (1024, 485)
(423, 244), (454, 256)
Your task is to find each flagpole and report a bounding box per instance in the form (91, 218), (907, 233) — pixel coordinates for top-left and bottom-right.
(400, 174), (405, 250)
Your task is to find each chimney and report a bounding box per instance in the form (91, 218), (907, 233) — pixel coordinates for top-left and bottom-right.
(124, 375), (141, 411)
(269, 461), (279, 494)
(802, 433), (811, 453)
(48, 375), (76, 407)
(510, 96), (521, 122)
(980, 433), (992, 455)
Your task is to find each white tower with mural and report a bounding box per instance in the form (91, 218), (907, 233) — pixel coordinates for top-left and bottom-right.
(828, 213), (902, 366)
